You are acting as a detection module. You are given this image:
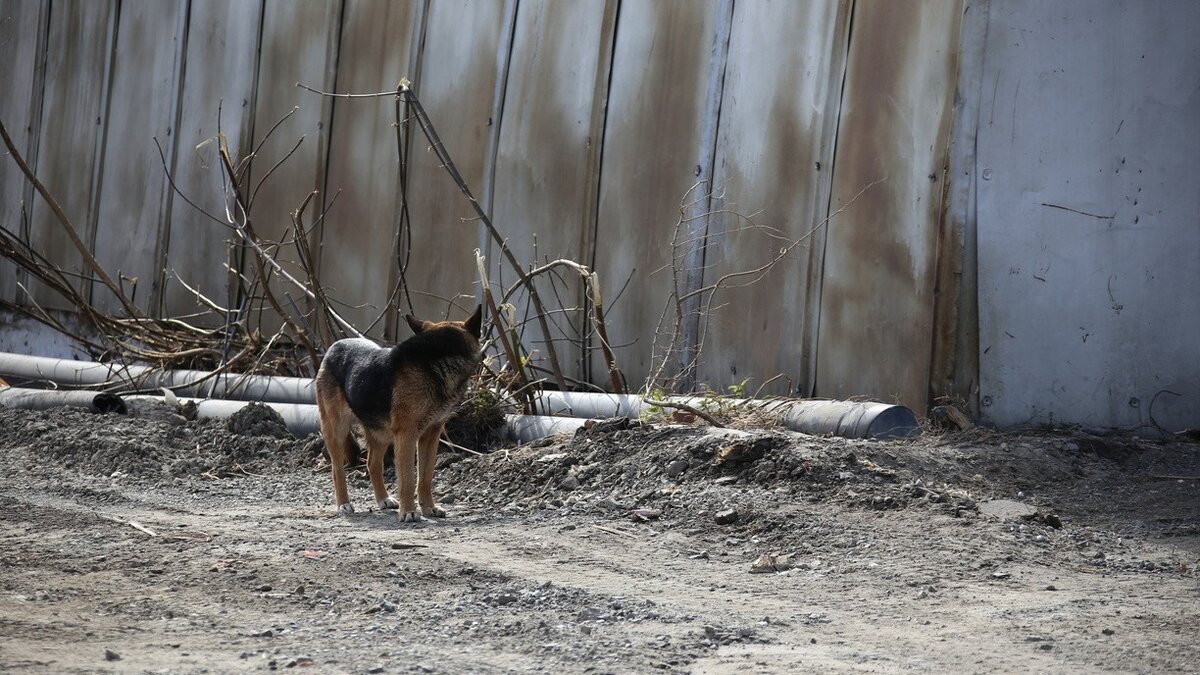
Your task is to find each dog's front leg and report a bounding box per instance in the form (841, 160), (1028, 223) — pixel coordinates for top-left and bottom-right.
(393, 430), (420, 522)
(418, 422), (446, 518)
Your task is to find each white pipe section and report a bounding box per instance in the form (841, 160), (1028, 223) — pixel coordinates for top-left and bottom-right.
(529, 391), (919, 439)
(0, 352), (314, 403)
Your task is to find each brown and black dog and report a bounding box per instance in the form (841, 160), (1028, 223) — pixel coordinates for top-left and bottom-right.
(315, 306), (483, 521)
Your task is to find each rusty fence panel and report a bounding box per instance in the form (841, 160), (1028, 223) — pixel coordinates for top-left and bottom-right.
(695, 0), (851, 397)
(25, 0), (117, 311)
(245, 0), (343, 333)
(402, 0), (511, 325)
(91, 0), (187, 316)
(589, 0), (724, 391)
(814, 0), (963, 413)
(318, 0), (422, 336)
(489, 0), (617, 384)
(161, 0), (265, 320)
(0, 0), (49, 305)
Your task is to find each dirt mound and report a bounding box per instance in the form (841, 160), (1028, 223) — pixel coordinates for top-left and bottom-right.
(225, 402), (292, 439)
(438, 418), (1200, 550)
(0, 406), (320, 479)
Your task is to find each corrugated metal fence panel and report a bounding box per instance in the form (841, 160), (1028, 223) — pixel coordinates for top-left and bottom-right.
(26, 1), (116, 310)
(590, 0), (719, 390)
(815, 0), (962, 412)
(0, 0), (48, 304)
(91, 0), (186, 315)
(162, 0), (265, 319)
(402, 0), (508, 323)
(318, 0), (420, 335)
(491, 0), (616, 382)
(694, 0), (850, 396)
(976, 1), (1200, 429)
(248, 0), (342, 328)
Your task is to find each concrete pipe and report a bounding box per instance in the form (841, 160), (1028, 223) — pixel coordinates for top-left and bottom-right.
(529, 391), (919, 439)
(0, 352), (315, 404)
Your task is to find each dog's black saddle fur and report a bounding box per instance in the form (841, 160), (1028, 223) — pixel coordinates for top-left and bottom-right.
(320, 327), (478, 430)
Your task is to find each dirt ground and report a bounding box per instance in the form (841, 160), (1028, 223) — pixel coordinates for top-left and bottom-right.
(0, 403), (1197, 674)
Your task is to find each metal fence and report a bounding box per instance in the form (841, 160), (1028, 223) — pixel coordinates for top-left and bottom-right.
(2, 0), (1196, 429)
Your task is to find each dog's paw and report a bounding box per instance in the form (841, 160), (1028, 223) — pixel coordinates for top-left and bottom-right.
(399, 510), (422, 523)
(337, 503), (354, 515)
(421, 504), (447, 518)
(377, 496), (399, 510)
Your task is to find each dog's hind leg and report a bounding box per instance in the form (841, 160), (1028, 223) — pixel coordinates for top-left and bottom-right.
(392, 429), (420, 522)
(317, 390), (355, 515)
(418, 422), (446, 518)
(365, 428), (398, 510)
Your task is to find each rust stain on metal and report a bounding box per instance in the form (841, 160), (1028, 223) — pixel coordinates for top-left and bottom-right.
(490, 0), (616, 381)
(815, 0), (964, 412)
(27, 0), (115, 310)
(696, 0), (850, 396)
(318, 0), (420, 334)
(591, 0), (722, 386)
(401, 0), (510, 324)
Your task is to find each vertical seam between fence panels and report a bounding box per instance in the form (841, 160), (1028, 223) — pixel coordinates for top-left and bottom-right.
(16, 0), (53, 302)
(478, 0), (520, 281)
(312, 0), (348, 325)
(809, 0), (856, 398)
(964, 0), (994, 414)
(798, 0), (854, 398)
(229, 0), (268, 315)
(84, 1), (122, 307)
(314, 0), (348, 285)
(929, 0), (991, 414)
(384, 0), (430, 338)
(579, 0), (621, 383)
(679, 0), (734, 392)
(152, 0), (192, 318)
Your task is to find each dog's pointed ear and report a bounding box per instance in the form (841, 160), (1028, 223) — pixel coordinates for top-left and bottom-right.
(465, 304), (483, 340)
(404, 314), (427, 334)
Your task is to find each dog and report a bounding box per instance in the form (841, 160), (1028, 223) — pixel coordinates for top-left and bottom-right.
(315, 306), (483, 522)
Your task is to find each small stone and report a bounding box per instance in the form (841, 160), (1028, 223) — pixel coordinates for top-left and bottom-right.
(979, 499), (1038, 520)
(1045, 585), (1057, 591)
(256, 584), (273, 592)
(578, 607), (606, 621)
(558, 475), (579, 491)
(666, 460), (689, 478)
(494, 593), (518, 606)
(104, 649), (121, 662)
(595, 497), (624, 511)
(1039, 644), (1054, 651)
(1102, 628), (1115, 636)
(714, 509), (739, 525)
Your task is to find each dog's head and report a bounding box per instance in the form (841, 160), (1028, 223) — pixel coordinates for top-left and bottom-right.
(404, 305), (483, 353)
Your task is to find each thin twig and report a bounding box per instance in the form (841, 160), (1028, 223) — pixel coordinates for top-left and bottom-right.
(644, 398), (725, 428)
